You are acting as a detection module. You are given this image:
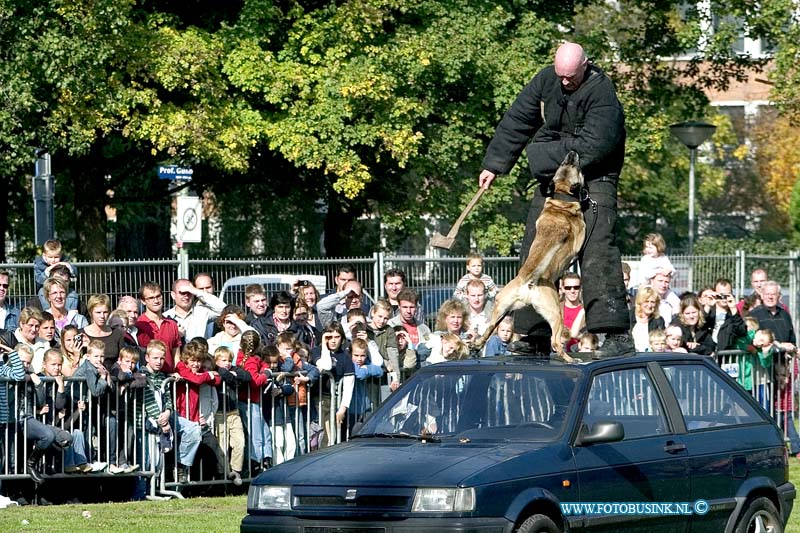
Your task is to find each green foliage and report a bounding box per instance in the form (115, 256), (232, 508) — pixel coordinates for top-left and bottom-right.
(696, 237), (795, 256)
(789, 178), (800, 241)
(0, 0), (792, 259)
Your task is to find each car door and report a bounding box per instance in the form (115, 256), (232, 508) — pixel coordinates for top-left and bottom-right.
(659, 361), (782, 532)
(572, 365), (690, 533)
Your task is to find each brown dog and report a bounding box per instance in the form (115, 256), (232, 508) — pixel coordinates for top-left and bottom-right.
(473, 151), (585, 362)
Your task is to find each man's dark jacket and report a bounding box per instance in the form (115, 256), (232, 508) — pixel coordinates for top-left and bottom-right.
(482, 64), (625, 181)
(705, 310), (747, 352)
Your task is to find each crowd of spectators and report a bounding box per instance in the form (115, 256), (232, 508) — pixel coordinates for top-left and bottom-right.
(0, 238), (798, 507)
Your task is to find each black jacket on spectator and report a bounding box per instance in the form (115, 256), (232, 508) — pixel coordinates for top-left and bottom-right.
(749, 306), (796, 344)
(670, 319), (715, 355)
(251, 312), (312, 348)
(705, 310), (747, 352)
(216, 366), (250, 413)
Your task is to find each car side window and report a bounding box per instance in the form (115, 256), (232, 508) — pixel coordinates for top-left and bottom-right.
(662, 364), (765, 430)
(582, 368), (668, 440)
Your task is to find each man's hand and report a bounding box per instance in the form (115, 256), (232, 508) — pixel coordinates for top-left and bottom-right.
(478, 169), (496, 190)
(336, 408), (346, 425)
(157, 410), (171, 426)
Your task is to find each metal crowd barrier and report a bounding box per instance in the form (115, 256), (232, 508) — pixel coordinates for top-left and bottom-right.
(0, 365), (394, 495)
(715, 348), (798, 439)
(3, 350), (797, 496)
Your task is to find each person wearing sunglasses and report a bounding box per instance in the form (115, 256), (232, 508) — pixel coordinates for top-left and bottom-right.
(561, 273), (585, 353)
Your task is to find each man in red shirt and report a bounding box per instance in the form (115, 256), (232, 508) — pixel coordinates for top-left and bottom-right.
(136, 281), (181, 373)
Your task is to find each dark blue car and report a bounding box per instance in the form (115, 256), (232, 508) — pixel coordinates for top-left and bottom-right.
(241, 354), (795, 532)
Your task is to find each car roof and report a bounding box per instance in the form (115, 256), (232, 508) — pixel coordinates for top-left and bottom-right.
(220, 274), (327, 296)
(418, 352), (712, 375)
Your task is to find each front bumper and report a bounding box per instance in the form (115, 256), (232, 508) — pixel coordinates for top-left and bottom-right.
(240, 514), (514, 533)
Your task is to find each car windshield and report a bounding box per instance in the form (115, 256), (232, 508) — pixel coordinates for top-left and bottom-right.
(357, 366), (579, 442)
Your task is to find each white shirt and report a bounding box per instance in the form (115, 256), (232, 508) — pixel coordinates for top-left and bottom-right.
(164, 292), (227, 340)
(658, 291), (681, 324)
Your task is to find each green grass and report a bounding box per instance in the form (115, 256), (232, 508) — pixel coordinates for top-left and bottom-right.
(0, 495), (247, 532)
(0, 466), (798, 532)
(789, 459), (800, 531)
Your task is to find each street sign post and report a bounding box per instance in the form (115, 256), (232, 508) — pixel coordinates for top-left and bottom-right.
(158, 164), (197, 279)
(177, 196), (202, 243)
(158, 165), (194, 180)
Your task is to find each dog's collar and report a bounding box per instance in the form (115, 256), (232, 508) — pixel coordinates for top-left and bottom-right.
(551, 191), (581, 203)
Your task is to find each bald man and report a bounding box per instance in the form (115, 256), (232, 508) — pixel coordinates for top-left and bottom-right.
(478, 42), (631, 358)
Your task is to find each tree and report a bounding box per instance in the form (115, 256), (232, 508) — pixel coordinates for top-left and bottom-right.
(0, 0), (790, 261)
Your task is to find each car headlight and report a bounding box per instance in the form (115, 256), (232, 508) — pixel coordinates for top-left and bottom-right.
(412, 487), (475, 512)
(248, 485), (292, 510)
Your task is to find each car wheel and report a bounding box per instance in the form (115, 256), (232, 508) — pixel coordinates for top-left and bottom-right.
(516, 513), (561, 533)
(734, 496), (784, 533)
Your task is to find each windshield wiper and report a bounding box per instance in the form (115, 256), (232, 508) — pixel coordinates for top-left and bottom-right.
(351, 431), (441, 443)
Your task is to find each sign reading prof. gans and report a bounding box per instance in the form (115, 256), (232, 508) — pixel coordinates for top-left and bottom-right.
(177, 196), (202, 243)
(158, 165), (193, 180)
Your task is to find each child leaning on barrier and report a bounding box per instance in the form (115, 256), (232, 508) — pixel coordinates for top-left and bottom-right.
(131, 340), (201, 483)
(740, 328), (780, 410)
(730, 317), (764, 392)
(277, 331), (320, 455)
(72, 339), (122, 473)
(175, 339), (225, 481)
(110, 347), (146, 473)
(17, 346), (74, 483)
(213, 346), (248, 485)
(349, 338), (383, 429)
(39, 348), (92, 474)
(263, 344), (297, 464)
(237, 330), (274, 473)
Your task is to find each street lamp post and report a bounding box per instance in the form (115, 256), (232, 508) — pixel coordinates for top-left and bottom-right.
(669, 120), (716, 291)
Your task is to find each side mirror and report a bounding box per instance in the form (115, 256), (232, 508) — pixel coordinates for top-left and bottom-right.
(576, 421), (624, 446)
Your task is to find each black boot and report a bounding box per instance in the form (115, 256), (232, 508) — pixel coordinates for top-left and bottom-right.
(595, 333), (635, 359)
(27, 447), (46, 484)
(507, 335), (552, 357)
